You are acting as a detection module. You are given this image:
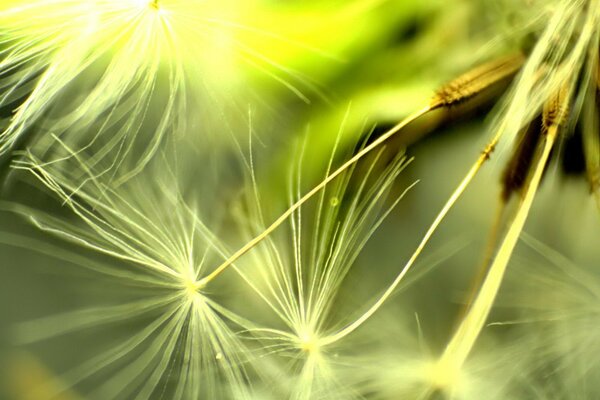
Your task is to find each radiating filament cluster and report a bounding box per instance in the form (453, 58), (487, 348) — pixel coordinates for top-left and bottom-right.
(1, 0), (599, 399)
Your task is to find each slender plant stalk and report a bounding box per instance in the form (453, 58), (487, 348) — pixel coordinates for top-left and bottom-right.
(200, 52), (526, 286)
(321, 122), (506, 345)
(437, 123), (559, 380)
(199, 106), (432, 286)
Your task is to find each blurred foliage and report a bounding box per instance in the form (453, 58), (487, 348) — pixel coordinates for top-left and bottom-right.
(0, 0), (599, 399)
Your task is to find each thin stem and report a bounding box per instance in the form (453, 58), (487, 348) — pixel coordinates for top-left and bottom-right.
(321, 123), (506, 346)
(462, 200), (508, 310)
(438, 124), (558, 374)
(199, 106), (432, 286)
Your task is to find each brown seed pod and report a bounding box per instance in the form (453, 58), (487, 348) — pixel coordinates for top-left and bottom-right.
(542, 83), (571, 129)
(431, 53), (526, 109)
(501, 115), (543, 201)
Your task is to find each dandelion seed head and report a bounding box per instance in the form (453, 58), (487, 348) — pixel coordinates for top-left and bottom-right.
(296, 328), (322, 356)
(182, 277), (204, 301)
(217, 118), (417, 398)
(491, 0), (600, 150)
(147, 0), (160, 10)
(498, 236), (600, 382)
(7, 152), (262, 398)
(424, 358), (465, 393)
(0, 0), (333, 179)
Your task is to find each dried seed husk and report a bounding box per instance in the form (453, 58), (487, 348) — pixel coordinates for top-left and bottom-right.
(431, 53), (526, 109)
(543, 82), (571, 129)
(501, 115), (543, 201)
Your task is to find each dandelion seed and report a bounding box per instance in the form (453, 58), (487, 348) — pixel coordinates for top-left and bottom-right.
(431, 53), (526, 109)
(233, 0), (600, 395)
(499, 235), (600, 390)
(0, 0), (182, 176)
(3, 1), (600, 398)
(0, 0), (336, 180)
(208, 32), (528, 284)
(438, 84), (570, 374)
(428, 0), (597, 374)
(8, 150), (262, 399)
(352, 304), (538, 400)
(230, 126), (415, 398)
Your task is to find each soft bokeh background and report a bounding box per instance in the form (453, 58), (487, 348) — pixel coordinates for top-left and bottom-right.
(0, 0), (598, 399)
